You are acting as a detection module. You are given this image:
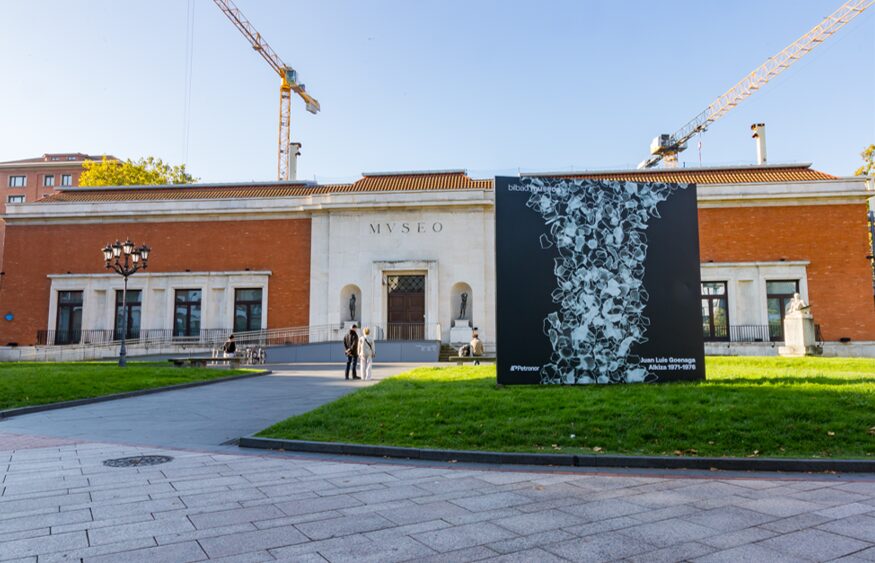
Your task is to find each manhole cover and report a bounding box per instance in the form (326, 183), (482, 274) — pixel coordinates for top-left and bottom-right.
(102, 455), (174, 468)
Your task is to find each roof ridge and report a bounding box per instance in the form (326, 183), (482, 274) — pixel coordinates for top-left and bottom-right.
(522, 163), (819, 176)
(361, 169), (468, 177)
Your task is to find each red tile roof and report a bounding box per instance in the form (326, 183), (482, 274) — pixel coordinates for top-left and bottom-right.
(39, 184), (323, 202)
(37, 170), (492, 203)
(34, 165), (838, 204)
(0, 153), (118, 165)
(526, 164), (836, 184)
(342, 171), (492, 192)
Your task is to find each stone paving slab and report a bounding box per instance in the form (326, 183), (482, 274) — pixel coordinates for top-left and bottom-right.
(0, 433), (861, 563)
(0, 363), (874, 562)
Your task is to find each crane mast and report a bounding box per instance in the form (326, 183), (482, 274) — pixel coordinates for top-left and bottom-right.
(639, 0), (874, 169)
(213, 0), (321, 180)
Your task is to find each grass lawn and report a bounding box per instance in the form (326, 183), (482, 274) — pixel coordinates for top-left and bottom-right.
(0, 362), (255, 410)
(258, 357), (875, 459)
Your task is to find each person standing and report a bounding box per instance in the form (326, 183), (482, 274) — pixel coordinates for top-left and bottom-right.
(222, 334), (237, 358)
(343, 325), (360, 380)
(470, 332), (484, 366)
(358, 327), (376, 380)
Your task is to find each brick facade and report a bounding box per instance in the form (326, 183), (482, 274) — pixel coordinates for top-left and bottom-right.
(699, 204), (875, 341)
(0, 218), (311, 345)
(0, 153), (117, 267)
(0, 165), (83, 214)
(1, 167), (872, 350)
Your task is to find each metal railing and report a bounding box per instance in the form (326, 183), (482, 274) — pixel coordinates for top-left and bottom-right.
(34, 320), (444, 351)
(37, 330), (110, 346)
(36, 328), (236, 347)
(706, 322), (822, 344)
(704, 324), (778, 343)
(384, 322), (426, 341)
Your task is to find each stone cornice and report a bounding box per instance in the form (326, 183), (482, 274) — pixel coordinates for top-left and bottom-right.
(47, 270), (272, 279)
(4, 178), (870, 224)
(701, 260), (810, 268)
(4, 189), (495, 224)
(695, 179), (871, 208)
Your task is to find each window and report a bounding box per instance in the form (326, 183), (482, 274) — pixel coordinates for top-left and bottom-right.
(114, 290), (142, 340)
(7, 195), (24, 203)
(701, 282), (728, 341)
(55, 291), (83, 345)
(8, 175), (25, 188)
(66, 156), (77, 161)
(61, 174), (72, 186)
(234, 288), (263, 332)
(43, 175), (54, 187)
(767, 280), (799, 341)
(174, 289), (201, 337)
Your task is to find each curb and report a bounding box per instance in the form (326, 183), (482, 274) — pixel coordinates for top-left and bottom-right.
(0, 370), (272, 420)
(238, 436), (875, 474)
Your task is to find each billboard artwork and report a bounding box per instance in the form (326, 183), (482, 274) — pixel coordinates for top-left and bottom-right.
(495, 176), (705, 384)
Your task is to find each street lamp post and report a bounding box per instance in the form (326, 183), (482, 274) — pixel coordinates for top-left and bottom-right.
(102, 239), (150, 367)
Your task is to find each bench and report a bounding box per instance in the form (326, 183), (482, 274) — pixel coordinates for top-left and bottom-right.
(448, 356), (496, 365)
(168, 357), (241, 369)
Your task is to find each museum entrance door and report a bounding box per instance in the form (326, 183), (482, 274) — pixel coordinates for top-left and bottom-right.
(386, 275), (425, 340)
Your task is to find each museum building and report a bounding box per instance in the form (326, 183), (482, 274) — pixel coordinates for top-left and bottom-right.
(0, 163), (872, 356)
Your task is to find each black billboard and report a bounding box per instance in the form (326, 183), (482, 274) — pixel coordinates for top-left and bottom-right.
(495, 176), (705, 384)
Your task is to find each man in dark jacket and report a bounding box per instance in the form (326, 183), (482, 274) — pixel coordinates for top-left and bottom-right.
(343, 325), (360, 380)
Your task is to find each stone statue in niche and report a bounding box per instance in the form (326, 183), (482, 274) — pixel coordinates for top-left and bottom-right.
(786, 292), (810, 315)
(348, 294), (357, 322)
(458, 292), (468, 320)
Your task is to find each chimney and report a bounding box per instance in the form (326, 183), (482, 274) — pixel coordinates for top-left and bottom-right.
(289, 142), (302, 181)
(751, 123), (767, 165)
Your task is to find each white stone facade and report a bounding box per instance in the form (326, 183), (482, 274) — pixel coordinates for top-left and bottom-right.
(309, 208), (495, 344)
(47, 271), (270, 335)
(700, 261), (809, 326)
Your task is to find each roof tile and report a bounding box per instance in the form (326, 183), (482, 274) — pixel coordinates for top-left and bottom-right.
(34, 166), (836, 204)
(531, 166), (836, 184)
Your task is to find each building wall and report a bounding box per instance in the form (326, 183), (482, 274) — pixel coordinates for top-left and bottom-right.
(0, 165), (85, 214)
(1, 186), (873, 349)
(0, 218), (310, 345)
(309, 207), (495, 343)
(0, 159), (92, 268)
(698, 203), (875, 341)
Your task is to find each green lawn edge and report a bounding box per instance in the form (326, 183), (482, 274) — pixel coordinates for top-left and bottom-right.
(0, 362), (258, 410)
(257, 357), (875, 459)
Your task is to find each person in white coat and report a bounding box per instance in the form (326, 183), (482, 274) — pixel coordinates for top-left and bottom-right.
(358, 327), (376, 381)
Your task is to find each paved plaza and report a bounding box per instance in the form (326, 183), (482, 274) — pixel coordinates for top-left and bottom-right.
(0, 363), (414, 449)
(0, 365), (874, 562)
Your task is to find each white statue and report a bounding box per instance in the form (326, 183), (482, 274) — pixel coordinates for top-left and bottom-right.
(779, 292), (819, 357)
(786, 292), (809, 315)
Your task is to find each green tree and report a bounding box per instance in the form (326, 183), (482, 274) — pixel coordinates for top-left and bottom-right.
(856, 144), (874, 177)
(79, 156), (198, 187)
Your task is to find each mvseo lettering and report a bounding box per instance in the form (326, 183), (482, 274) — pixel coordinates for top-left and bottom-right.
(369, 222), (444, 234)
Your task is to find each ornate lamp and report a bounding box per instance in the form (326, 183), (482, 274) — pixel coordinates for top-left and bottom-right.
(101, 238), (152, 367)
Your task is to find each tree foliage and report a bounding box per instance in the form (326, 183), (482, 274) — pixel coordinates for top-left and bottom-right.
(856, 144), (875, 177)
(79, 156), (198, 187)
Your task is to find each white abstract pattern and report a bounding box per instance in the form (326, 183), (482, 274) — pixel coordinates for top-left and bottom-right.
(521, 177), (688, 384)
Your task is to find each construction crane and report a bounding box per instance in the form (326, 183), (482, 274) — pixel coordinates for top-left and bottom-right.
(638, 0), (874, 169)
(213, 0), (321, 181)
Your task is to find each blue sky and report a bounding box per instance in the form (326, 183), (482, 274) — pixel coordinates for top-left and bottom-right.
(1, 0), (873, 182)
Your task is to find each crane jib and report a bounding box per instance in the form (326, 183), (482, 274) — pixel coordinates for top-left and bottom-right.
(639, 0), (873, 169)
(212, 0), (321, 180)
